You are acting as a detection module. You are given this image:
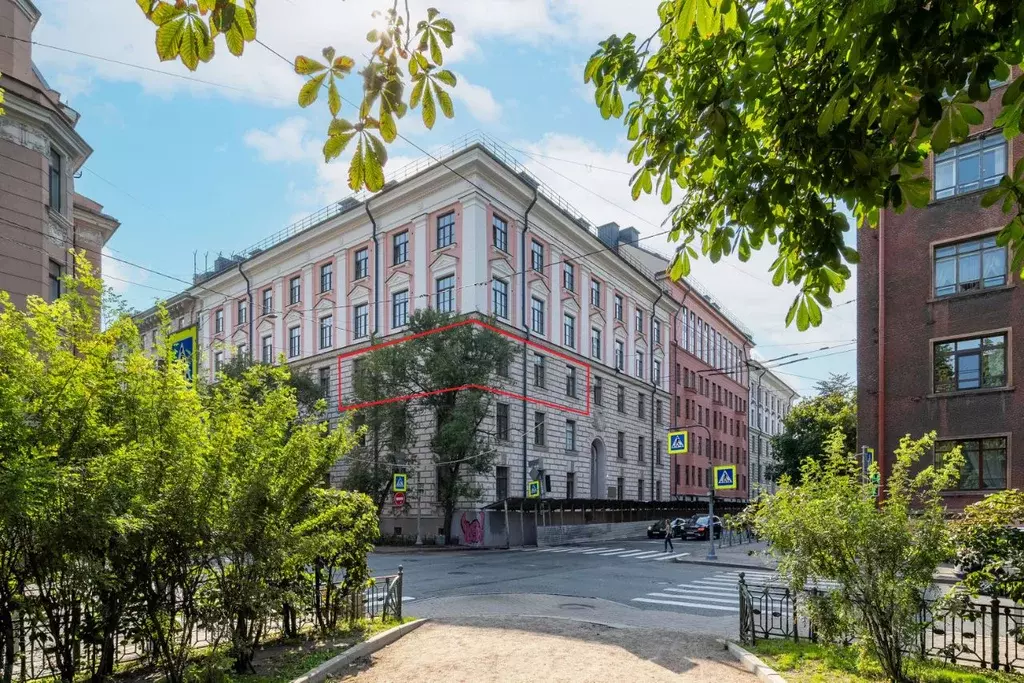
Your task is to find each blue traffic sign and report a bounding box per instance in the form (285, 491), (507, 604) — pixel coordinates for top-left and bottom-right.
(714, 465), (737, 490)
(667, 430), (689, 454)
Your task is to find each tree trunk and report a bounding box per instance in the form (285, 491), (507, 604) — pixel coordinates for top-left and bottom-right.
(93, 591), (120, 682)
(443, 505), (455, 545)
(1, 605), (14, 683)
(231, 615), (254, 674)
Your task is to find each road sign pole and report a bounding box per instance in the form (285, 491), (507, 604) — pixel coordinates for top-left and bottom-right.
(707, 479), (717, 561)
(414, 470), (423, 546)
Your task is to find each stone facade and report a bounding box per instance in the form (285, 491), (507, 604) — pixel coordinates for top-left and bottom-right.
(747, 360), (797, 495)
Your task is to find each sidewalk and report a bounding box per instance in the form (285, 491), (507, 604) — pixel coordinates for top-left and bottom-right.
(332, 616), (756, 682)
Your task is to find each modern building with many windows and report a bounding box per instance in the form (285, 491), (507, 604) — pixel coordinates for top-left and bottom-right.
(747, 359), (797, 495)
(135, 137), (677, 535)
(857, 81), (1020, 509)
(0, 0), (119, 307)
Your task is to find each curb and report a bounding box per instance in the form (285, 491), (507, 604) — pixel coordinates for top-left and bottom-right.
(718, 639), (787, 683)
(291, 619), (427, 683)
(372, 546), (497, 554)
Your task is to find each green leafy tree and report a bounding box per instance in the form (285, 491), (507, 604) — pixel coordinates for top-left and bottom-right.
(219, 352), (324, 417)
(354, 310), (514, 542)
(134, 1), (456, 192)
(768, 373), (856, 484)
(753, 431), (963, 683)
(585, 0), (1024, 328)
(950, 489), (1024, 603)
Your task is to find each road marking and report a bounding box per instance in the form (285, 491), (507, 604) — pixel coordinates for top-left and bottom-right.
(597, 549), (637, 556)
(583, 547), (623, 554)
(546, 548), (574, 553)
(651, 552), (690, 561)
(630, 551), (666, 559)
(631, 597), (740, 612)
(655, 591), (738, 604)
(564, 547), (602, 554)
(611, 550), (650, 558)
(535, 548), (561, 553)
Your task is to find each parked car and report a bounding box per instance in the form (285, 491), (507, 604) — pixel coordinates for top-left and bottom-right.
(647, 517), (687, 539)
(682, 515), (723, 540)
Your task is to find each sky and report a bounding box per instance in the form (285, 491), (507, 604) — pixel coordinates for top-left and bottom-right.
(31, 0), (858, 397)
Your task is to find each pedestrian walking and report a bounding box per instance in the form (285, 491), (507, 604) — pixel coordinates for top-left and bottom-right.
(663, 519), (674, 552)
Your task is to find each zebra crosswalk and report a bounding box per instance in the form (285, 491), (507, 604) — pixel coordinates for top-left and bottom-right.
(631, 569), (840, 614)
(518, 545), (692, 563)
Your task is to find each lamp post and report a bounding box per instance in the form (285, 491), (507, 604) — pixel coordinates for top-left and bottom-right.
(672, 423), (716, 561)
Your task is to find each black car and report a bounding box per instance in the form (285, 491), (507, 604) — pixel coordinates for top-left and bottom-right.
(682, 515), (723, 540)
(647, 518), (687, 539)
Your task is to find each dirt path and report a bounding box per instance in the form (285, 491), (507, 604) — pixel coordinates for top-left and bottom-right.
(334, 616), (756, 682)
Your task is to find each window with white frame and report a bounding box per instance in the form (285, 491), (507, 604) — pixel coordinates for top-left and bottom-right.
(933, 333), (1007, 393)
(590, 279), (602, 307)
(563, 313), (575, 348)
(635, 309), (643, 332)
(635, 351), (644, 378)
(214, 351), (223, 373)
(289, 277), (301, 305)
(237, 300), (247, 325)
(614, 294), (623, 321)
(393, 230), (409, 265)
(436, 275), (455, 313)
(288, 326), (301, 358)
(261, 335), (273, 363)
(653, 359), (661, 384)
(614, 340), (625, 371)
(534, 411), (546, 445)
(565, 365), (577, 398)
(533, 352), (545, 387)
(565, 420), (577, 451)
(591, 328), (602, 360)
(934, 235), (1007, 297)
(437, 212), (455, 248)
(354, 248), (369, 280)
(492, 278), (509, 319)
(262, 288), (273, 316)
(319, 315), (333, 349)
(492, 214), (508, 252)
(935, 135), (1006, 199)
(653, 319), (661, 344)
(215, 309), (224, 333)
(320, 262), (333, 292)
(563, 262), (575, 292)
(354, 304), (369, 339)
(531, 297), (545, 335)
(531, 240), (544, 272)
(392, 290), (409, 328)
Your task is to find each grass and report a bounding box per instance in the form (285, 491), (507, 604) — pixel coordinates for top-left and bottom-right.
(748, 640), (1020, 683)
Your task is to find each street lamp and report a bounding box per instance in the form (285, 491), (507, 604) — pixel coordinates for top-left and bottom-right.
(672, 423), (716, 561)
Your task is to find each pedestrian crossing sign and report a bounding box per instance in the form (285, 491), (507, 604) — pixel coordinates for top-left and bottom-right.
(667, 430), (689, 454)
(527, 480), (541, 498)
(392, 473), (407, 493)
(714, 465), (737, 490)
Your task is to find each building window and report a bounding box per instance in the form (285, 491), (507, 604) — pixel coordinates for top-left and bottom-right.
(531, 240), (544, 272)
(635, 309), (644, 332)
(45, 259), (61, 302)
(262, 288), (273, 316)
(496, 403), (510, 440)
(534, 411), (546, 446)
(591, 328), (602, 360)
(353, 248), (369, 280)
(617, 431), (625, 459)
(675, 396), (681, 418)
(492, 278), (509, 319)
(937, 437), (1007, 490)
(638, 393), (645, 419)
(354, 303), (369, 339)
(590, 279), (602, 307)
(285, 276), (299, 305)
(288, 326), (301, 358)
(497, 354), (510, 378)
(653, 319), (661, 344)
(437, 212), (455, 248)
(492, 215), (508, 252)
(319, 315), (333, 349)
(935, 135), (1006, 199)
(614, 294), (623, 321)
(393, 230), (409, 265)
(638, 436), (645, 462)
(214, 351), (223, 373)
(563, 313), (575, 348)
(533, 353), (545, 388)
(934, 235), (1007, 297)
(237, 343), (247, 359)
(656, 399), (663, 425)
(48, 149), (62, 212)
(436, 275), (455, 313)
(237, 300), (247, 325)
(261, 335), (273, 363)
(531, 297), (545, 335)
(614, 340), (625, 371)
(566, 420), (577, 451)
(318, 367), (330, 393)
(635, 351), (644, 379)
(392, 290), (409, 328)
(215, 309), (224, 334)
(934, 333), (1007, 392)
(320, 262), (333, 292)
(496, 466), (509, 500)
(566, 472), (575, 499)
(638, 479), (644, 500)
(566, 365), (577, 398)
(593, 376), (603, 406)
(563, 262), (575, 292)
(656, 442), (662, 465)
(617, 476), (624, 500)
(616, 385), (625, 413)
(653, 360), (661, 384)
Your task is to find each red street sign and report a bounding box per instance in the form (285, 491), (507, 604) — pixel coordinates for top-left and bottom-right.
(393, 492), (406, 507)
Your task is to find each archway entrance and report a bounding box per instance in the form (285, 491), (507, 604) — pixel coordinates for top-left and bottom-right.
(590, 438), (606, 498)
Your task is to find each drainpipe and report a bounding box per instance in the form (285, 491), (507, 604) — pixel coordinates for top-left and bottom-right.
(877, 209), (887, 500)
(238, 261), (253, 360)
(366, 202), (380, 335)
(520, 185), (539, 497)
(649, 289), (664, 503)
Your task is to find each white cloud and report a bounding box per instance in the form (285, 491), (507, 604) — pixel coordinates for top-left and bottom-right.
(452, 73), (502, 123)
(102, 246), (147, 294)
(243, 117), (319, 163)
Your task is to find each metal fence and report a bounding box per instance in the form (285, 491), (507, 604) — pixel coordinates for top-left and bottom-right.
(6, 568), (404, 682)
(738, 574), (1024, 673)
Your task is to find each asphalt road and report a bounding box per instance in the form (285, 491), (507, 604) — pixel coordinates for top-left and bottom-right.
(369, 536), (771, 633)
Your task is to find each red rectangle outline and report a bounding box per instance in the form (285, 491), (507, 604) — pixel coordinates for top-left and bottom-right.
(336, 318), (591, 416)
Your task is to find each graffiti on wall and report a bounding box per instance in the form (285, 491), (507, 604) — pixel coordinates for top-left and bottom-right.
(460, 512), (484, 546)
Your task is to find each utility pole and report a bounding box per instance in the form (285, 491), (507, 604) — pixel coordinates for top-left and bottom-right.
(672, 422), (715, 560)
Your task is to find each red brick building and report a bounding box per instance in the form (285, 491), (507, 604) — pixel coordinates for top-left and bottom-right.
(857, 81), (1020, 509)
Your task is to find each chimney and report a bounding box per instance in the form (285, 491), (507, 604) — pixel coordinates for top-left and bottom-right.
(597, 222), (621, 251)
(619, 227), (640, 247)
